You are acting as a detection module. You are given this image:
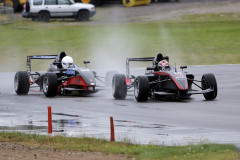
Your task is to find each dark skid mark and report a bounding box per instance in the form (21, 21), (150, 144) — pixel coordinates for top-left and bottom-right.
(115, 120), (133, 123)
(152, 123), (171, 127)
(158, 133), (168, 136)
(138, 106), (149, 109)
(115, 119), (172, 129)
(113, 103), (128, 106)
(128, 124), (167, 129)
(52, 112), (81, 117)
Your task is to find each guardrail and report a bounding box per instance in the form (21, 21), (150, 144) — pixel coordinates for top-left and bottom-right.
(0, 6), (14, 24)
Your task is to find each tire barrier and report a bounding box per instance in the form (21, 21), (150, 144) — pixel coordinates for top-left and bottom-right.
(0, 6), (14, 24)
(123, 0), (151, 7)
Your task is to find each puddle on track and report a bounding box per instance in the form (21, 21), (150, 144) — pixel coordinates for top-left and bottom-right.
(1, 113), (240, 148)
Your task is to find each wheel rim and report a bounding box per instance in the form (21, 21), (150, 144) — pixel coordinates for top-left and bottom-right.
(42, 14), (47, 20)
(43, 77), (49, 93)
(78, 11), (88, 20)
(134, 79), (139, 97)
(82, 12), (88, 19)
(112, 77), (115, 95)
(14, 74), (19, 91)
(40, 13), (48, 21)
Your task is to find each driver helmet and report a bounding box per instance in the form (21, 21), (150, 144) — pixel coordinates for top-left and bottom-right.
(62, 56), (73, 69)
(158, 60), (169, 70)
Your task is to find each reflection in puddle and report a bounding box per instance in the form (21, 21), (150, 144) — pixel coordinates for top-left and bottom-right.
(52, 113), (81, 117)
(0, 114), (174, 145)
(52, 119), (80, 128)
(115, 119), (172, 129)
(0, 125), (47, 130)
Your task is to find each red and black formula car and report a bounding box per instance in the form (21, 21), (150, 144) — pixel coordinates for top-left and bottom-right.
(112, 53), (218, 102)
(14, 52), (106, 97)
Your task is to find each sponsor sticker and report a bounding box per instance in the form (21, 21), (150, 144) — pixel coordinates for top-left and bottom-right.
(174, 72), (185, 79)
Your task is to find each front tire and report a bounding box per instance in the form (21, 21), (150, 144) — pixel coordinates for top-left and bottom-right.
(14, 71), (30, 95)
(42, 73), (58, 97)
(76, 10), (90, 21)
(201, 73), (217, 100)
(112, 74), (127, 100)
(134, 76), (149, 102)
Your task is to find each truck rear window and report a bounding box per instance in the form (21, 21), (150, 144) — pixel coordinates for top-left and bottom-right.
(33, 0), (43, 5)
(45, 0), (57, 5)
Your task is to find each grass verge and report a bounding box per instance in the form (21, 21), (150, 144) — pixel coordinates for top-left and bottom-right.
(0, 131), (239, 160)
(0, 12), (240, 72)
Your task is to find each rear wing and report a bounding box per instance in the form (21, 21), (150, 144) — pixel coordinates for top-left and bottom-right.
(126, 57), (154, 78)
(27, 55), (57, 73)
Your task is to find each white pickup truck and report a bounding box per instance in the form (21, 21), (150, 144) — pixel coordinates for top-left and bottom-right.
(22, 0), (96, 22)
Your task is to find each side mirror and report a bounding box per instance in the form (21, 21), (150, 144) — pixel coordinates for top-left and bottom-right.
(84, 61), (90, 68)
(84, 61), (90, 64)
(146, 67), (153, 70)
(180, 66), (187, 70)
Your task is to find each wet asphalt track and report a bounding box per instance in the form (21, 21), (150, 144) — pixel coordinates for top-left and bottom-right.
(0, 64), (240, 148)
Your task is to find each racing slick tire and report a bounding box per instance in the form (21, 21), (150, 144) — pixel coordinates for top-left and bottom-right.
(105, 71), (118, 87)
(201, 73), (217, 100)
(42, 73), (58, 97)
(14, 71), (30, 95)
(134, 76), (149, 102)
(112, 74), (127, 100)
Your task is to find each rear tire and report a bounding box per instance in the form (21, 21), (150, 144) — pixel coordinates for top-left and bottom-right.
(38, 12), (50, 22)
(14, 71), (30, 95)
(134, 76), (149, 102)
(112, 74), (127, 100)
(201, 73), (217, 100)
(42, 73), (58, 97)
(76, 10), (90, 21)
(105, 71), (118, 87)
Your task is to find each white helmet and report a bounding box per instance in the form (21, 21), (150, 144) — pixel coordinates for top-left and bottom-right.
(62, 56), (73, 69)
